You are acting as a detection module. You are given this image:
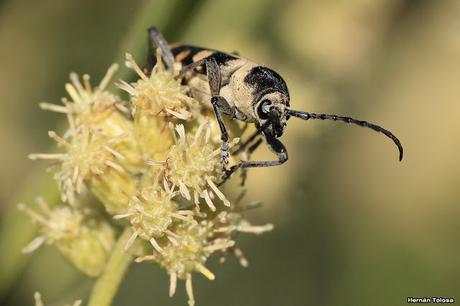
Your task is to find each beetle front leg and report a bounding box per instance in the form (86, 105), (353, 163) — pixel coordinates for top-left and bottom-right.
(219, 133), (288, 185)
(232, 121), (269, 155)
(211, 97), (230, 167)
(211, 96), (236, 168)
(240, 137), (263, 186)
(206, 58), (236, 172)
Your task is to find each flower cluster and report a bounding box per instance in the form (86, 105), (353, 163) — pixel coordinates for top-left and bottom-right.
(23, 50), (273, 305)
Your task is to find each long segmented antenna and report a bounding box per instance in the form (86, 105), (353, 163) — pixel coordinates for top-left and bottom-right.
(286, 108), (403, 161)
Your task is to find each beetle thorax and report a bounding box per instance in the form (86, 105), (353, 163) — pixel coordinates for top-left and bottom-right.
(219, 62), (259, 122)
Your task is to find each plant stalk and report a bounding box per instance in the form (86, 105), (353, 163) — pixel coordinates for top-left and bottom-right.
(87, 228), (135, 306)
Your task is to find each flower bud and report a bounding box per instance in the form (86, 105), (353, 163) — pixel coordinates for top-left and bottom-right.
(88, 168), (136, 215)
(20, 200), (115, 277)
(134, 113), (174, 161)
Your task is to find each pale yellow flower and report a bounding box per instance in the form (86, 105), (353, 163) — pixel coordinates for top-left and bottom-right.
(164, 122), (238, 211)
(135, 219), (226, 306)
(39, 64), (126, 129)
(29, 126), (135, 212)
(135, 205), (273, 306)
(114, 174), (193, 254)
(118, 52), (198, 120)
(39, 65), (141, 173)
(20, 198), (114, 277)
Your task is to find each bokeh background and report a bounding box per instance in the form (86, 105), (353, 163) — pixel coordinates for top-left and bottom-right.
(1, 0), (460, 305)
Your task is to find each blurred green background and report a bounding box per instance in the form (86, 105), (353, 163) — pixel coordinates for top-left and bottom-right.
(1, 0), (459, 305)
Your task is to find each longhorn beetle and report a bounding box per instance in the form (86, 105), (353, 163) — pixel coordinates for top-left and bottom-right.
(146, 27), (403, 184)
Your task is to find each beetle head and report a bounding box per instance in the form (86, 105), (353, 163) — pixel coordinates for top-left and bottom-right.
(254, 91), (290, 137)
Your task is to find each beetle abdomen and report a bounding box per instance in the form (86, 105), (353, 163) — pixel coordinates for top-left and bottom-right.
(170, 45), (239, 68)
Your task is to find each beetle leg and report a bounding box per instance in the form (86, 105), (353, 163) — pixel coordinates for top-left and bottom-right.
(240, 137), (263, 186)
(219, 132), (288, 186)
(205, 57), (221, 96)
(146, 26), (175, 71)
(232, 121), (270, 155)
(211, 95), (235, 116)
(205, 58), (236, 171)
(177, 58), (206, 78)
(211, 96), (231, 169)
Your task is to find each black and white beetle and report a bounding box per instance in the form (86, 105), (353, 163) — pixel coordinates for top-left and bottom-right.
(146, 27), (403, 184)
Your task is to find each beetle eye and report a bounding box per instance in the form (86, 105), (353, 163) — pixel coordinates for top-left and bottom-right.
(257, 99), (272, 119)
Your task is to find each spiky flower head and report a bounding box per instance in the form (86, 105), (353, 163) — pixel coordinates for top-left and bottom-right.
(118, 52), (198, 120)
(39, 64), (122, 126)
(39, 65), (141, 169)
(114, 174), (193, 254)
(136, 202), (273, 306)
(165, 123), (239, 211)
(40, 66), (140, 165)
(29, 126), (136, 213)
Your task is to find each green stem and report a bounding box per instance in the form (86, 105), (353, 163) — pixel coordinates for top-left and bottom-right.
(87, 228), (134, 306)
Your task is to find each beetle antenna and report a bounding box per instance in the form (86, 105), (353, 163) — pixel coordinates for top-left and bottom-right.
(286, 108), (403, 161)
